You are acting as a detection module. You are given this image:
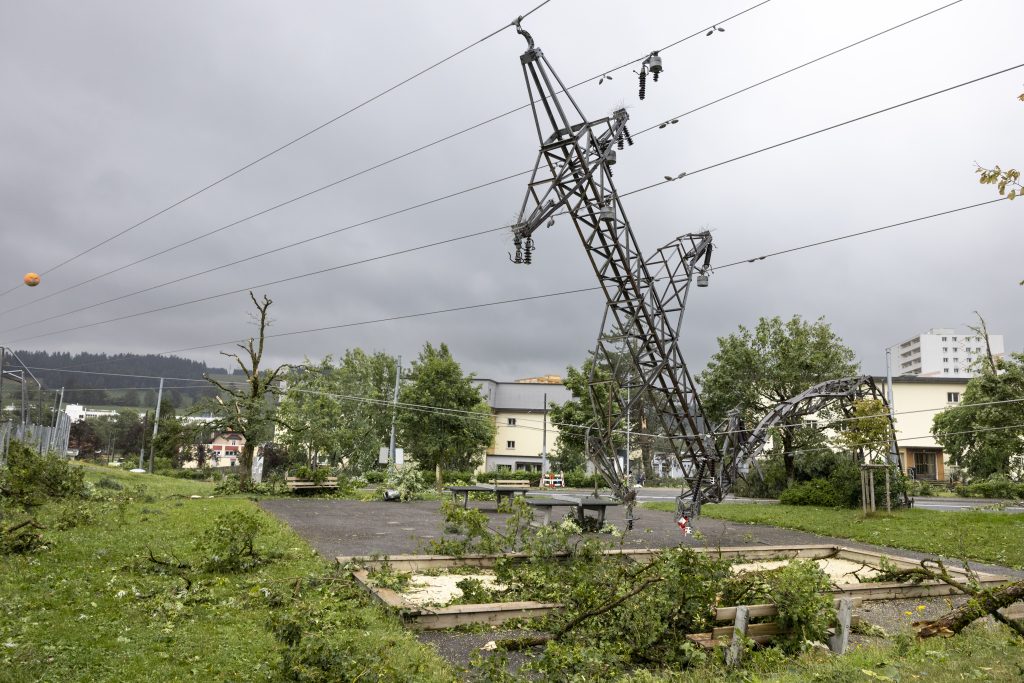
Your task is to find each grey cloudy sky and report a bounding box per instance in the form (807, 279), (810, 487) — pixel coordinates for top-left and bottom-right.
(0, 0), (1021, 383)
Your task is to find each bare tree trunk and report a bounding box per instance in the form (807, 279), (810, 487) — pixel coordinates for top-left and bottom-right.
(239, 442), (254, 488)
(783, 429), (796, 487)
(435, 461), (443, 491)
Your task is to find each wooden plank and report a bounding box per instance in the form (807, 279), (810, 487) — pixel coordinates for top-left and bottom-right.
(712, 621), (785, 639)
(715, 598), (862, 623)
(350, 570), (418, 611)
(726, 605), (748, 668)
(407, 602), (559, 630)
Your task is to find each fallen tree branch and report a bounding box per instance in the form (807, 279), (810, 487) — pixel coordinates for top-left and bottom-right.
(879, 557), (1024, 639)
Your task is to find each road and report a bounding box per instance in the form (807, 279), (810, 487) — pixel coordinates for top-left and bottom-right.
(524, 487), (1024, 513)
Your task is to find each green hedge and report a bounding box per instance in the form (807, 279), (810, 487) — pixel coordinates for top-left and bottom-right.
(955, 474), (1024, 500)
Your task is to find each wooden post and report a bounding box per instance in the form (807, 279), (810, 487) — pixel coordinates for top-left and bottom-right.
(884, 467), (891, 513)
(830, 598), (853, 654)
(869, 469), (876, 513)
(726, 605), (749, 668)
(860, 469), (869, 514)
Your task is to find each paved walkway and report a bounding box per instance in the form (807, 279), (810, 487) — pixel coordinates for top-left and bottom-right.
(258, 497), (1023, 578)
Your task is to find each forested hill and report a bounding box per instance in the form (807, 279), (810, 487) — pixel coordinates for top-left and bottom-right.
(5, 350), (235, 408)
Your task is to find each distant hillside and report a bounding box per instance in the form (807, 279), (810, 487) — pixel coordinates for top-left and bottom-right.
(3, 350), (239, 409)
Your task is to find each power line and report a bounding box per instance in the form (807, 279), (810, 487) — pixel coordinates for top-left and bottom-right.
(623, 62), (1024, 194)
(0, 0), (781, 321)
(24, 362), (1024, 444)
(0, 0), (556, 298)
(20, 192), (1005, 371)
(3, 35), (1005, 339)
(631, 0), (967, 136)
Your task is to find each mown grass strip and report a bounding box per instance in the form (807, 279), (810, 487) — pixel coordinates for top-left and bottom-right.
(642, 501), (1024, 569)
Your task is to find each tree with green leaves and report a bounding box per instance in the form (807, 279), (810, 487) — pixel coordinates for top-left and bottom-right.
(277, 349), (398, 472)
(547, 357), (660, 478)
(932, 352), (1024, 479)
(698, 315), (858, 486)
(203, 292), (289, 487)
(832, 398), (894, 463)
(397, 343), (495, 489)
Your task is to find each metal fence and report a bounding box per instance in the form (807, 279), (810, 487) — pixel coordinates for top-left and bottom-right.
(0, 413), (72, 466)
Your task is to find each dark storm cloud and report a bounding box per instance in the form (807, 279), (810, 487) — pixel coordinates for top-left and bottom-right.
(1, 0), (1021, 383)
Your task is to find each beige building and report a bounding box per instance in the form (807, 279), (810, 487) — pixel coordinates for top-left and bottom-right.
(473, 376), (572, 473)
(883, 375), (969, 482)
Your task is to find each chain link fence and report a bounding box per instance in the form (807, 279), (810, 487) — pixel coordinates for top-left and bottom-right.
(0, 413), (72, 467)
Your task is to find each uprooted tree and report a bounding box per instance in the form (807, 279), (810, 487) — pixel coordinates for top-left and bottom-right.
(203, 292), (289, 487)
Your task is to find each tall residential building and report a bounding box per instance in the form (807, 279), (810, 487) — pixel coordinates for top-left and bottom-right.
(889, 328), (1004, 378)
(473, 377), (572, 472)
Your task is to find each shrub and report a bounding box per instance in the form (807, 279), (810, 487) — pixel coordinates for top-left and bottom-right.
(363, 469), (386, 484)
(195, 509), (267, 571)
(958, 474), (1024, 499)
(382, 464), (427, 501)
(779, 478), (844, 507)
(0, 441), (87, 506)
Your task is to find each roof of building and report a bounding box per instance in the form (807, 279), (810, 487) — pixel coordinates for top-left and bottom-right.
(473, 378), (573, 411)
(873, 375), (970, 385)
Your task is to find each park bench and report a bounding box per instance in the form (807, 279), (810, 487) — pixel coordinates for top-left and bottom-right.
(286, 476), (339, 492)
(446, 482), (530, 509)
(687, 597), (859, 666)
(525, 495), (620, 527)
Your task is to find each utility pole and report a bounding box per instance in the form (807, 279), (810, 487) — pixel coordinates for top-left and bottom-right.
(149, 378), (164, 473)
(50, 387), (64, 453)
(885, 348), (898, 467)
(0, 347), (6, 422)
(541, 391), (548, 478)
(138, 411), (148, 470)
(388, 356), (402, 465)
(20, 371), (27, 428)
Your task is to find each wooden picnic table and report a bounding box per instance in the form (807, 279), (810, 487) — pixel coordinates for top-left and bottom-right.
(445, 484), (530, 509)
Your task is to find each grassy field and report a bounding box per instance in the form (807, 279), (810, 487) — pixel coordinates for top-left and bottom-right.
(642, 501), (1024, 569)
(0, 465), (451, 682)
(637, 623), (1024, 682)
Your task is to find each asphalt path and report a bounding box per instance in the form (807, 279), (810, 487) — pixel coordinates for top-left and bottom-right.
(528, 487), (1024, 513)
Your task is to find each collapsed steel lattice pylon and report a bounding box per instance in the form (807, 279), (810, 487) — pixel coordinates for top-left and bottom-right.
(508, 26), (901, 525)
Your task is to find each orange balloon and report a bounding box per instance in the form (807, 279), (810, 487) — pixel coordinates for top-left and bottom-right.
(24, 272), (40, 287)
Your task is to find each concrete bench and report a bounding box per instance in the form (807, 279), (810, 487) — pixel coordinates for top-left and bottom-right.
(286, 476), (339, 492)
(525, 495), (620, 528)
(446, 484), (530, 509)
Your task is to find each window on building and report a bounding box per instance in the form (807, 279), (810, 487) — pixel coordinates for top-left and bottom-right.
(942, 347), (948, 352)
(942, 337), (947, 341)
(947, 392), (960, 403)
(507, 417), (516, 426)
(944, 367), (949, 373)
(496, 464), (513, 472)
(943, 357), (949, 362)
(953, 358), (959, 363)
(506, 440), (516, 449)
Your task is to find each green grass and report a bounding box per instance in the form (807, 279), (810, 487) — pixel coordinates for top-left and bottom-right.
(635, 622), (1024, 681)
(642, 501), (1024, 569)
(1, 467), (452, 682)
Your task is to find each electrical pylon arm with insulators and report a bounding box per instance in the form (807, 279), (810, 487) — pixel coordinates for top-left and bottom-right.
(506, 23), (906, 530)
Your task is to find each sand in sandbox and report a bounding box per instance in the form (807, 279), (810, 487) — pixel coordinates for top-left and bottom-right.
(402, 572), (505, 607)
(731, 557), (880, 583)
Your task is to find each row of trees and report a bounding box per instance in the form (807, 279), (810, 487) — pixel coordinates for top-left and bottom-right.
(551, 314), (1023, 495)
(76, 292), (1017, 491)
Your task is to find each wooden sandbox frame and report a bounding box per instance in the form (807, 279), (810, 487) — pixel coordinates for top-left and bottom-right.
(340, 544), (1009, 630)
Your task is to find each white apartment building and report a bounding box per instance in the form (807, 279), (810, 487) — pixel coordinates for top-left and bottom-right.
(890, 328), (1004, 378)
(473, 376), (572, 472)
